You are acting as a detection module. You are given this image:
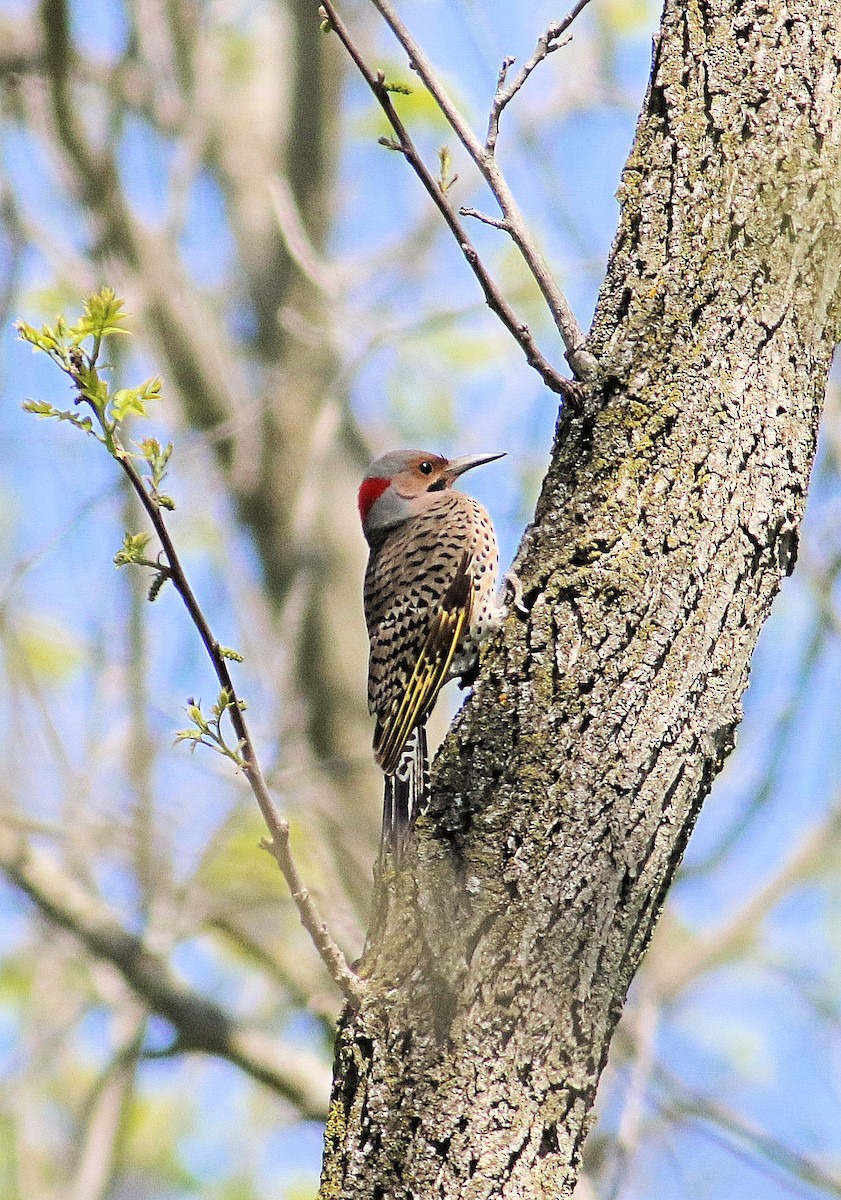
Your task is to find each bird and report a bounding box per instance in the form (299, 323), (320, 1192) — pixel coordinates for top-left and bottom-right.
(358, 448), (504, 859)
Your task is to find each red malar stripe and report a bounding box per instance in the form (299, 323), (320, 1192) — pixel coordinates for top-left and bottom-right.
(358, 476), (390, 523)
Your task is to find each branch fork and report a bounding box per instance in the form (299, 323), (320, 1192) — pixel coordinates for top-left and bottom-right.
(364, 0), (598, 382)
(485, 11), (582, 156)
(321, 0), (599, 392)
(320, 0), (580, 401)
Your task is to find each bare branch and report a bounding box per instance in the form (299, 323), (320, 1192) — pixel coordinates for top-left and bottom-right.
(319, 2), (581, 402)
(486, 0), (595, 155)
(0, 824), (331, 1117)
(493, 55), (517, 110)
(111, 447), (362, 1004)
(362, 0), (598, 379)
(459, 205), (509, 231)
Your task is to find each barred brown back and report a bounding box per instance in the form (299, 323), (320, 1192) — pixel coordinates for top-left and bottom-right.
(364, 489), (500, 774)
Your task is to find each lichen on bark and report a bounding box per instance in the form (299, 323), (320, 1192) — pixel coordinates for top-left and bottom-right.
(320, 2), (841, 1196)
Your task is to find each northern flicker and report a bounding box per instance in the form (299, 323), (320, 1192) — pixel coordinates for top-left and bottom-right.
(359, 449), (504, 858)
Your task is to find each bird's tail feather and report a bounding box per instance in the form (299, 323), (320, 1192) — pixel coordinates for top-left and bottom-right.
(381, 723), (428, 860)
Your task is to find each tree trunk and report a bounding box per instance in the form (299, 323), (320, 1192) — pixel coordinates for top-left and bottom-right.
(319, 1), (841, 1196)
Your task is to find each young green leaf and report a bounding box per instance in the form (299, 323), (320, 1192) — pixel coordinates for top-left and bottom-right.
(137, 437), (175, 507)
(22, 400), (99, 438)
(173, 694), (246, 767)
(114, 531), (153, 567)
(110, 377), (162, 423)
(138, 437), (172, 480)
(70, 286), (130, 343)
(437, 145), (458, 193)
(218, 646), (244, 663)
(21, 400), (59, 418)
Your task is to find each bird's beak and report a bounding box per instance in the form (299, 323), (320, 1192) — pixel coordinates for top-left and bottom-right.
(444, 452), (506, 482)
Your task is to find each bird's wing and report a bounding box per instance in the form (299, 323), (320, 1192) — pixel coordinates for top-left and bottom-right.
(373, 552), (473, 776)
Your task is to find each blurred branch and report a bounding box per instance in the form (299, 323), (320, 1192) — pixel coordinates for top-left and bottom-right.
(68, 1009), (146, 1200)
(680, 616), (826, 879)
(0, 12), (185, 131)
(40, 0), (111, 200)
(319, 0), (582, 403)
(0, 824), (331, 1119)
(362, 0), (597, 380)
(648, 1059), (841, 1199)
(123, 483), (164, 914)
(650, 798), (841, 1000)
(0, 614), (97, 888)
(0, 186), (26, 347)
(38, 0), (245, 455)
(601, 991), (658, 1200)
(0, 16), (40, 74)
(208, 913), (338, 1030)
(286, 0), (336, 248)
(607, 1018), (841, 1200)
(268, 174), (339, 295)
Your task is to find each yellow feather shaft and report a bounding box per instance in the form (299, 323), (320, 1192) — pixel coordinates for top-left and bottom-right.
(377, 607), (468, 773)
(379, 652), (437, 770)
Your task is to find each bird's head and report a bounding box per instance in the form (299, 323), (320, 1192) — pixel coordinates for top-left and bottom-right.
(358, 449), (504, 544)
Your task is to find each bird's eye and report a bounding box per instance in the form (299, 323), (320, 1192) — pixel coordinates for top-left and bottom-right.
(419, 461), (433, 475)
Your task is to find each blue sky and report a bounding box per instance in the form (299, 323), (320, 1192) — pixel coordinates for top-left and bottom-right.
(3, 0), (841, 1196)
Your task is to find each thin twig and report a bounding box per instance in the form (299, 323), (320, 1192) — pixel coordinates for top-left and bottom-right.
(459, 206), (508, 231)
(111, 446), (362, 1003)
(486, 0), (595, 156)
(363, 0), (598, 380)
(319, 2), (580, 402)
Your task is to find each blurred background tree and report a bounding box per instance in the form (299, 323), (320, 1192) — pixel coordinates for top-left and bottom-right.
(1, 1), (840, 1198)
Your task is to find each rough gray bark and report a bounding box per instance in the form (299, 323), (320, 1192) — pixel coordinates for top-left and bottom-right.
(320, 2), (841, 1196)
